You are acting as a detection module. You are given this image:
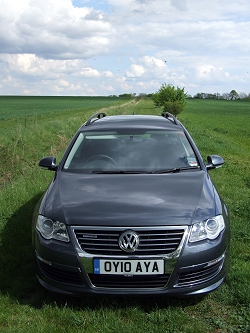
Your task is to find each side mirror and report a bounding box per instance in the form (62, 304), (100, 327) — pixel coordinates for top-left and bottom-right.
(206, 155), (224, 170)
(38, 156), (58, 171)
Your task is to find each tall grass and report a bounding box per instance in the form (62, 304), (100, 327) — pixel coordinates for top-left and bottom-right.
(0, 97), (249, 332)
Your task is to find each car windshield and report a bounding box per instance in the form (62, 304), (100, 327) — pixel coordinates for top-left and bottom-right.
(63, 129), (200, 173)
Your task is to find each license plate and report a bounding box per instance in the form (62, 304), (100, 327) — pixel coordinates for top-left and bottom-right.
(93, 259), (164, 275)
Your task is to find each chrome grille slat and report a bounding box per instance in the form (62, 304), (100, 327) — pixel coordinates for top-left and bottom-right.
(131, 248), (177, 252)
(139, 242), (179, 246)
(177, 260), (223, 286)
(80, 241), (117, 245)
(139, 232), (183, 236)
(84, 246), (120, 252)
(73, 227), (186, 256)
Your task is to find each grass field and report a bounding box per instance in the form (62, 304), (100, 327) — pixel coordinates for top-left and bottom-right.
(0, 96), (249, 332)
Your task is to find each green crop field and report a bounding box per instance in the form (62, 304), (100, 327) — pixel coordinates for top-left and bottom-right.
(0, 96), (249, 333)
(0, 96), (127, 121)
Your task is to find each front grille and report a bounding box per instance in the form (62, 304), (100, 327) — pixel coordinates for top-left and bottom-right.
(38, 259), (83, 286)
(88, 274), (170, 288)
(73, 227), (186, 256)
(177, 259), (224, 287)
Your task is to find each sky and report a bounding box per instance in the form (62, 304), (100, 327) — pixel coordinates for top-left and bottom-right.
(0, 0), (249, 96)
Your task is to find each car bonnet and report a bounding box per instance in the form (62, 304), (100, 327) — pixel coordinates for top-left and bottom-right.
(43, 171), (216, 226)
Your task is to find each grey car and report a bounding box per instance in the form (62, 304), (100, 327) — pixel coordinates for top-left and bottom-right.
(32, 112), (230, 296)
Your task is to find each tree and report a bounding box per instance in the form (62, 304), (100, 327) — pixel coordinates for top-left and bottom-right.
(151, 83), (187, 117)
(193, 92), (205, 99)
(222, 93), (230, 100)
(119, 93), (136, 98)
(238, 92), (247, 100)
(229, 90), (239, 100)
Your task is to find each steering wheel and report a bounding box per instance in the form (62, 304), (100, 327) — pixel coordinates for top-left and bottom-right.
(84, 154), (117, 167)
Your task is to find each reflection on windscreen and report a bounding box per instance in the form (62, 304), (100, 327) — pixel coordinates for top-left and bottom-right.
(63, 130), (199, 172)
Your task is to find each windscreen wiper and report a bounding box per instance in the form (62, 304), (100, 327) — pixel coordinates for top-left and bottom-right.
(92, 170), (152, 174)
(154, 166), (200, 174)
(92, 166), (200, 174)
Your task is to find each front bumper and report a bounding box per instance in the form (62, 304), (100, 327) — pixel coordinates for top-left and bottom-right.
(33, 226), (230, 296)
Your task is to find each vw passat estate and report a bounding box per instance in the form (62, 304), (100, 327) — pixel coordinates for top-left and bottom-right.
(32, 112), (230, 296)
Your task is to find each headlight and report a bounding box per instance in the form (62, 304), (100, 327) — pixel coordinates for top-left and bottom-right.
(189, 215), (225, 243)
(36, 215), (69, 242)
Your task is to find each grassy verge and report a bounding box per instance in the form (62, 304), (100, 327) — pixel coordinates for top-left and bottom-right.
(0, 97), (249, 332)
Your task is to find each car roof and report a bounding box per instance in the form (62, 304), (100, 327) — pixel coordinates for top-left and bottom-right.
(79, 114), (183, 131)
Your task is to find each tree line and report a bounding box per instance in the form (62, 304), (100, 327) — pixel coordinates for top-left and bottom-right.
(192, 90), (250, 101)
(109, 84), (250, 118)
(111, 90), (250, 101)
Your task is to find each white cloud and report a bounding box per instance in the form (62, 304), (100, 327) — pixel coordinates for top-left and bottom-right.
(79, 67), (100, 77)
(195, 65), (230, 83)
(1, 54), (80, 77)
(0, 0), (115, 59)
(0, 0), (250, 96)
(126, 64), (145, 77)
(102, 71), (114, 78)
(125, 56), (169, 82)
(141, 56), (166, 69)
(58, 79), (70, 87)
(99, 84), (115, 92)
(170, 0), (187, 11)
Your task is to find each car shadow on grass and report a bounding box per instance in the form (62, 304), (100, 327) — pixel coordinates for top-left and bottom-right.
(0, 193), (205, 310)
(0, 193), (45, 305)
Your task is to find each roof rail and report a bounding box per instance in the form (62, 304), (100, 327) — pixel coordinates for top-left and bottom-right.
(161, 112), (178, 125)
(85, 112), (106, 126)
